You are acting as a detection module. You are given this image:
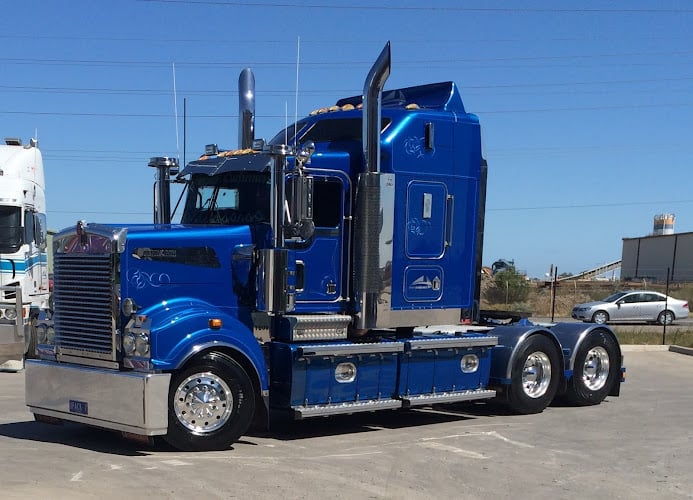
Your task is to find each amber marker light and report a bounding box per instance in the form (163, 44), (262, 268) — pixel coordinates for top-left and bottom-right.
(209, 318), (223, 329)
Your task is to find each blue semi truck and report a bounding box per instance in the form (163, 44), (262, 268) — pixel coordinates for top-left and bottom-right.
(25, 43), (623, 451)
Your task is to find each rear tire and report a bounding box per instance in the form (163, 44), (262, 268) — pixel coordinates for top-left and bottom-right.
(564, 330), (620, 405)
(657, 310), (674, 325)
(25, 320), (38, 360)
(164, 353), (256, 452)
(507, 335), (561, 414)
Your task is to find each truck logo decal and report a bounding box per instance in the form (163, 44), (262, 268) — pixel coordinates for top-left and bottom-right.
(410, 274), (441, 291)
(128, 269), (171, 289)
(404, 135), (434, 159)
(132, 247), (221, 268)
(408, 217), (430, 237)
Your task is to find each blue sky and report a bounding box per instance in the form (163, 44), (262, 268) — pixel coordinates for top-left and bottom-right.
(2, 0), (692, 278)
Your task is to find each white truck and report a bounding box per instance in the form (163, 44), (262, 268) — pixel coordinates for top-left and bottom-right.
(0, 137), (49, 371)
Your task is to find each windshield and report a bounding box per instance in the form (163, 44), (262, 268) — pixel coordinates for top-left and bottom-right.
(181, 172), (271, 225)
(603, 292), (628, 303)
(0, 206), (22, 253)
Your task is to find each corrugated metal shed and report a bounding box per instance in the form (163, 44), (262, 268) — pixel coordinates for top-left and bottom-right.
(622, 231), (693, 282)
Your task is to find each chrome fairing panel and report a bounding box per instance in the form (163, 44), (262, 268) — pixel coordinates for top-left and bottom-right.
(25, 360), (170, 435)
(353, 172), (461, 329)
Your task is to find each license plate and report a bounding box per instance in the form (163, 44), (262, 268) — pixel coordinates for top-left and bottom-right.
(69, 400), (89, 415)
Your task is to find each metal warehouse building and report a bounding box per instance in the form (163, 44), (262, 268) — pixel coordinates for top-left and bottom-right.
(621, 231), (693, 282)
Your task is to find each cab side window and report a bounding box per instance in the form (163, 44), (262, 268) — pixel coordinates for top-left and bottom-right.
(312, 180), (342, 228)
(24, 210), (35, 245)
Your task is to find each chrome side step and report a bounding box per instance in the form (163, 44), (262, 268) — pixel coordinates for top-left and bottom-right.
(292, 398), (402, 419)
(401, 389), (497, 408)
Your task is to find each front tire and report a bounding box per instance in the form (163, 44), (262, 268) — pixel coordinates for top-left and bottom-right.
(507, 335), (561, 414)
(164, 353), (256, 451)
(564, 330), (620, 406)
(592, 310), (609, 324)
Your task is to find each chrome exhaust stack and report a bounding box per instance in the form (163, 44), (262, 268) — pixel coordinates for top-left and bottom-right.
(238, 68), (255, 149)
(353, 42), (392, 332)
(362, 42), (391, 175)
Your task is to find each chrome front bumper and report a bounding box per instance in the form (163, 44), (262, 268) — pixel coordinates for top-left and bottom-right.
(25, 360), (171, 436)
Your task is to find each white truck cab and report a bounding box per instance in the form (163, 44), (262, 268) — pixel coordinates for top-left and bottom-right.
(0, 137), (49, 371)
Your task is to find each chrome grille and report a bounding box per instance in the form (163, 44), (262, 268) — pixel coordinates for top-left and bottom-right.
(54, 253), (116, 361)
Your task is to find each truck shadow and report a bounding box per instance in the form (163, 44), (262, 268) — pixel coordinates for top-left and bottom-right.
(248, 404), (489, 442)
(0, 403), (520, 453)
(0, 420), (152, 456)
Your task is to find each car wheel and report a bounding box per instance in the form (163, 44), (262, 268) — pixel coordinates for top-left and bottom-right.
(164, 352), (256, 452)
(591, 310), (609, 324)
(564, 329), (620, 406)
(507, 335), (561, 414)
(657, 310), (674, 325)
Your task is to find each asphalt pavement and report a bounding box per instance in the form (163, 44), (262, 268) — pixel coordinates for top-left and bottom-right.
(1, 349), (693, 499)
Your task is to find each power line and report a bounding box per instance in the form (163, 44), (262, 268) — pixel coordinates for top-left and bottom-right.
(2, 76), (693, 97)
(2, 34), (693, 44)
(2, 49), (693, 69)
(138, 1), (693, 14)
(5, 100), (693, 119)
(489, 199), (693, 212)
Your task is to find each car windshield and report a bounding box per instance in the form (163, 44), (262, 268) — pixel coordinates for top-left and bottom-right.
(181, 172), (270, 225)
(603, 292), (628, 303)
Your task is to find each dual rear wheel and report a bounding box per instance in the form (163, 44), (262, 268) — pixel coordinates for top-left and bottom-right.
(507, 331), (620, 413)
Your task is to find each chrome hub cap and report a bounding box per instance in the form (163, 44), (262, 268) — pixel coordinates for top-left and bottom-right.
(173, 372), (233, 433)
(582, 346), (610, 391)
(522, 351), (552, 398)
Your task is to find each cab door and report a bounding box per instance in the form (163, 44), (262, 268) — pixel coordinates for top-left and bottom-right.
(289, 173), (349, 313)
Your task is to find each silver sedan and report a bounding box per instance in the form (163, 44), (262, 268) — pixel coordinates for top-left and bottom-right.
(571, 290), (690, 325)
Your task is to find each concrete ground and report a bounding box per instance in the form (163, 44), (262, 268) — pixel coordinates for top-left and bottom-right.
(1, 349), (692, 499)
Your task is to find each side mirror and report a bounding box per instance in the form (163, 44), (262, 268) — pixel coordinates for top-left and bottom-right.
(284, 174), (314, 240)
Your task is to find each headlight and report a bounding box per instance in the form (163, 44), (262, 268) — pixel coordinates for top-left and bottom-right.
(461, 354), (480, 373)
(5, 307), (17, 321)
(123, 331), (136, 355)
(134, 332), (150, 356)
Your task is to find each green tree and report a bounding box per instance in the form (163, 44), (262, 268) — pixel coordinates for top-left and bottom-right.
(485, 268), (530, 305)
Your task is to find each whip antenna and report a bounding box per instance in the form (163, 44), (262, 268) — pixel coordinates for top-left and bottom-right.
(172, 63), (180, 160)
(294, 36), (300, 149)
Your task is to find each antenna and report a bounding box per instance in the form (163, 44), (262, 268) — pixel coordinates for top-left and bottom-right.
(294, 36), (300, 149)
(183, 97), (187, 169)
(172, 63), (180, 160)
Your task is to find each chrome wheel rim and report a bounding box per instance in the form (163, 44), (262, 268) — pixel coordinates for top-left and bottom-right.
(593, 312), (608, 324)
(660, 311), (673, 325)
(173, 372), (233, 434)
(522, 351), (552, 399)
(582, 346), (610, 391)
